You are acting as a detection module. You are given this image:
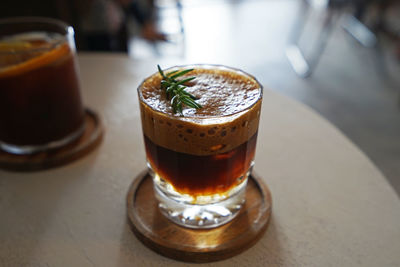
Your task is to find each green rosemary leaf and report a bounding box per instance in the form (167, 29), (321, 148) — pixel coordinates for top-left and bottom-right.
(157, 65), (167, 79)
(166, 70), (179, 77)
(171, 95), (178, 113)
(177, 102), (183, 115)
(182, 96), (202, 109)
(160, 80), (169, 89)
(170, 68), (194, 79)
(171, 95), (183, 115)
(181, 97), (196, 108)
(157, 65), (202, 115)
(166, 86), (174, 95)
(181, 91), (198, 100)
(171, 95), (177, 105)
(176, 85), (186, 93)
(175, 77), (196, 86)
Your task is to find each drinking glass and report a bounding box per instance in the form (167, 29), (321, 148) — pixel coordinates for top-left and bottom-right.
(138, 65), (263, 229)
(0, 17), (85, 154)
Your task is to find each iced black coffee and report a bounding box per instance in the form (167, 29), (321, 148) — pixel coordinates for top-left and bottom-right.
(138, 65), (262, 228)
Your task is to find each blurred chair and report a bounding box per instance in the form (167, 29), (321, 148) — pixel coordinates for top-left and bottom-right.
(131, 0), (185, 58)
(287, 0), (397, 78)
(154, 0), (184, 34)
(286, 0), (349, 78)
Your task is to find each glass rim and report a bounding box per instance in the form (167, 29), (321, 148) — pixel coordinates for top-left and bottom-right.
(0, 17), (74, 55)
(137, 64), (263, 121)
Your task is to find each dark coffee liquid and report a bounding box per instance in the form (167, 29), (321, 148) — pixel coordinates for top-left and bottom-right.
(144, 132), (258, 196)
(0, 41), (84, 146)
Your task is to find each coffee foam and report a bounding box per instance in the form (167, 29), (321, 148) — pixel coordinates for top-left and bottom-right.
(139, 66), (262, 156)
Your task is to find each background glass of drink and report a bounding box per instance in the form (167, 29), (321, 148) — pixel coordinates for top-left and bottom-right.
(138, 65), (263, 229)
(0, 17), (85, 154)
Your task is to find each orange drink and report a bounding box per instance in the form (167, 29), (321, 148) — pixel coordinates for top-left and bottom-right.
(0, 18), (84, 154)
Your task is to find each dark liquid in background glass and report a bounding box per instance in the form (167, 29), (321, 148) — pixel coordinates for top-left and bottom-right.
(0, 35), (84, 146)
(144, 132), (258, 196)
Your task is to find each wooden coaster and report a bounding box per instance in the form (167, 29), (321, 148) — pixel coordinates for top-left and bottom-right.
(0, 108), (103, 172)
(127, 171), (272, 263)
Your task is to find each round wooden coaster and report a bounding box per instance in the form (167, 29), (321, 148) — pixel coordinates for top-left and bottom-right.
(127, 171), (272, 263)
(0, 108), (103, 172)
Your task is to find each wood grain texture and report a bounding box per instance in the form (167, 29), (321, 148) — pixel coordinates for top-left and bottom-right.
(0, 108), (103, 171)
(127, 171), (272, 263)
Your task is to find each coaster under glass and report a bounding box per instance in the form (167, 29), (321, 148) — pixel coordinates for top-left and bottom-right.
(126, 170), (272, 263)
(0, 108), (103, 171)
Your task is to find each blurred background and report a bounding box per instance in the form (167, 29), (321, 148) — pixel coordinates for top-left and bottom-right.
(2, 0), (400, 194)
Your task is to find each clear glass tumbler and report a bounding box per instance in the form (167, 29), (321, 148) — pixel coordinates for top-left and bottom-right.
(138, 65), (263, 229)
(0, 17), (85, 154)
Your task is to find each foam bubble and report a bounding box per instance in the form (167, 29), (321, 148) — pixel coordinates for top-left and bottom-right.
(138, 66), (262, 156)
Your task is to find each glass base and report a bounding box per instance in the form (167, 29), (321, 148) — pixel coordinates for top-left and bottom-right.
(0, 123), (85, 155)
(150, 164), (251, 229)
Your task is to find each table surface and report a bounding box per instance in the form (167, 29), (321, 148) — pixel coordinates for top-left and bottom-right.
(1, 54), (399, 267)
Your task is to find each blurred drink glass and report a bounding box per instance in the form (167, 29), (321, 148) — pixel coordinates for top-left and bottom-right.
(0, 17), (85, 154)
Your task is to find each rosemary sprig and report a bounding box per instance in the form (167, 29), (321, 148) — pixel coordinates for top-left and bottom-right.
(157, 65), (202, 115)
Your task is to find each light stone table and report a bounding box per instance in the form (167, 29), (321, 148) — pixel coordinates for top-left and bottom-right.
(1, 54), (399, 267)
